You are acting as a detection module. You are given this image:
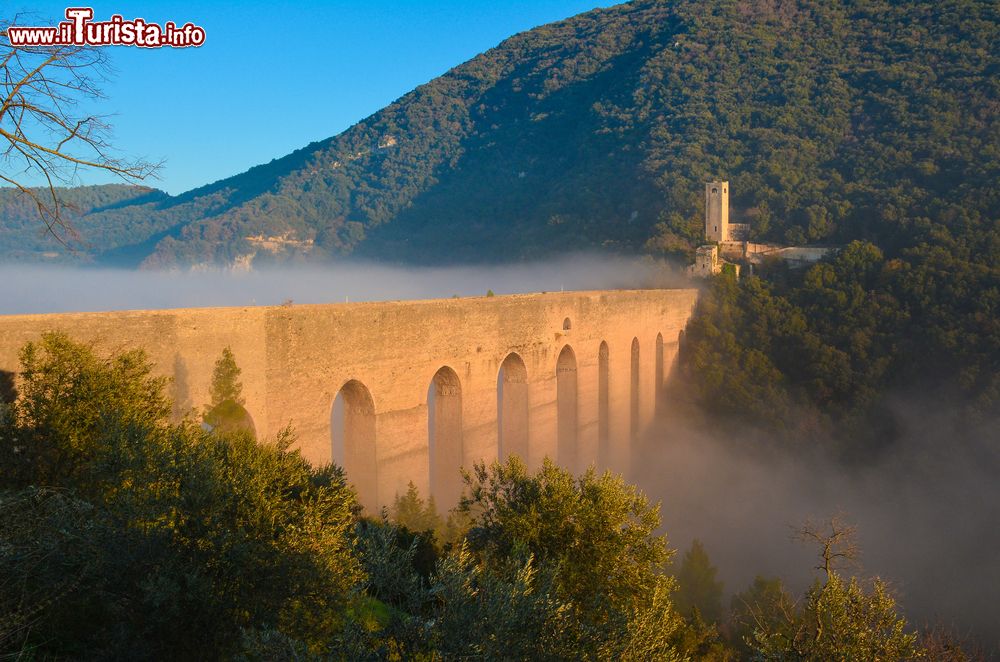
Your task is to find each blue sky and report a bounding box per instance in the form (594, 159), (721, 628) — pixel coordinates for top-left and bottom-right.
(7, 1), (619, 194)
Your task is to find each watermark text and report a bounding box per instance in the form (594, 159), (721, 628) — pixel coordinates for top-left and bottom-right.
(6, 7), (206, 48)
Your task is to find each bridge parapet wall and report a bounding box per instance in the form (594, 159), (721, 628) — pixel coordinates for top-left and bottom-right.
(0, 289), (698, 510)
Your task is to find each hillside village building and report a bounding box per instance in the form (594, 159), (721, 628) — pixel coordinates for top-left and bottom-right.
(690, 181), (835, 278)
(689, 245), (739, 278)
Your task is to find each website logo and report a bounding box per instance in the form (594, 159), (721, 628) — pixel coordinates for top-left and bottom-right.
(6, 7), (206, 48)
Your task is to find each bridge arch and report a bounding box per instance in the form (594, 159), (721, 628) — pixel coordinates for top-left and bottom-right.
(630, 337), (640, 442)
(497, 352), (528, 463)
(331, 379), (377, 512)
(428, 366), (463, 508)
(598, 341), (610, 467)
(204, 401), (257, 438)
(556, 345), (578, 471)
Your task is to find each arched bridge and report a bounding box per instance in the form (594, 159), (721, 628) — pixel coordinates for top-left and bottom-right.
(0, 289), (698, 510)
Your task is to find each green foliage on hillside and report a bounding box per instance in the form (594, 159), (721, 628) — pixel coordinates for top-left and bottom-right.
(0, 184), (168, 261)
(2, 0), (996, 267)
(680, 236), (999, 449)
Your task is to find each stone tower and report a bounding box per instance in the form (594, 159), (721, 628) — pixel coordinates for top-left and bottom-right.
(705, 181), (729, 242)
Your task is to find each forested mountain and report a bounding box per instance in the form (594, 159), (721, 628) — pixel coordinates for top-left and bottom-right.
(0, 0), (996, 266)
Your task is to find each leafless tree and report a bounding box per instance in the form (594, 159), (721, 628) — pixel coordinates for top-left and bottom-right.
(793, 514), (860, 583)
(1, 14), (159, 244)
(792, 514), (861, 647)
(918, 624), (988, 662)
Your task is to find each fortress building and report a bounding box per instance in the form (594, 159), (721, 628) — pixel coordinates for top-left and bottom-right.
(705, 181), (749, 243)
(690, 245), (721, 277)
(690, 181), (742, 278)
(694, 181), (835, 275)
(705, 181), (729, 242)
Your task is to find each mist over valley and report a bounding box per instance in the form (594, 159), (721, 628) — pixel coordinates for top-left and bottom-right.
(0, 256), (684, 314)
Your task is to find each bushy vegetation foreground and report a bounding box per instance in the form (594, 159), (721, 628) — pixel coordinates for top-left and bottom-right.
(0, 334), (975, 660)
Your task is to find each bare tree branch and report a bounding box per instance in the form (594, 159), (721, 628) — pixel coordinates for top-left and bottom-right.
(793, 514), (860, 582)
(0, 13), (161, 245)
(792, 514), (861, 646)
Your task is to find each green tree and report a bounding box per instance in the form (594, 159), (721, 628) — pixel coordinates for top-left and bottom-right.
(428, 543), (582, 660)
(1, 331), (170, 488)
(210, 346), (244, 407)
(0, 334), (362, 658)
(389, 480), (474, 551)
(343, 457), (692, 661)
(746, 519), (922, 661)
(729, 576), (797, 658)
(335, 528), (583, 661)
(675, 539), (724, 624)
(460, 457), (687, 659)
(392, 481), (443, 535)
(204, 347), (255, 435)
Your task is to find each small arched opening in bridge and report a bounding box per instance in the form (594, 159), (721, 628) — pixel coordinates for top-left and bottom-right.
(655, 333), (665, 414)
(497, 353), (529, 463)
(428, 366), (463, 509)
(630, 337), (640, 442)
(563, 317), (572, 331)
(556, 345), (578, 471)
(203, 400), (256, 438)
(331, 380), (377, 512)
(598, 341), (610, 467)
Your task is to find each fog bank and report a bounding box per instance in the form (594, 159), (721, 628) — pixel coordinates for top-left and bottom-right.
(641, 394), (1000, 653)
(0, 255), (686, 315)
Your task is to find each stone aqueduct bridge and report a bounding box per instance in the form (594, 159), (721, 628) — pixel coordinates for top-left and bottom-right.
(0, 289), (698, 510)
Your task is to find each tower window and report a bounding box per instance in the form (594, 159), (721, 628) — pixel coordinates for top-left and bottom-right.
(712, 188), (718, 194)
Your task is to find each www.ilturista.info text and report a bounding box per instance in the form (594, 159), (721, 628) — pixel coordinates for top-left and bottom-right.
(6, 8), (206, 48)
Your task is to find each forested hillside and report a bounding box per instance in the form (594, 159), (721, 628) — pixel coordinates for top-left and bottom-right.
(0, 185), (167, 261)
(1, 0), (996, 267)
(679, 239), (998, 453)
